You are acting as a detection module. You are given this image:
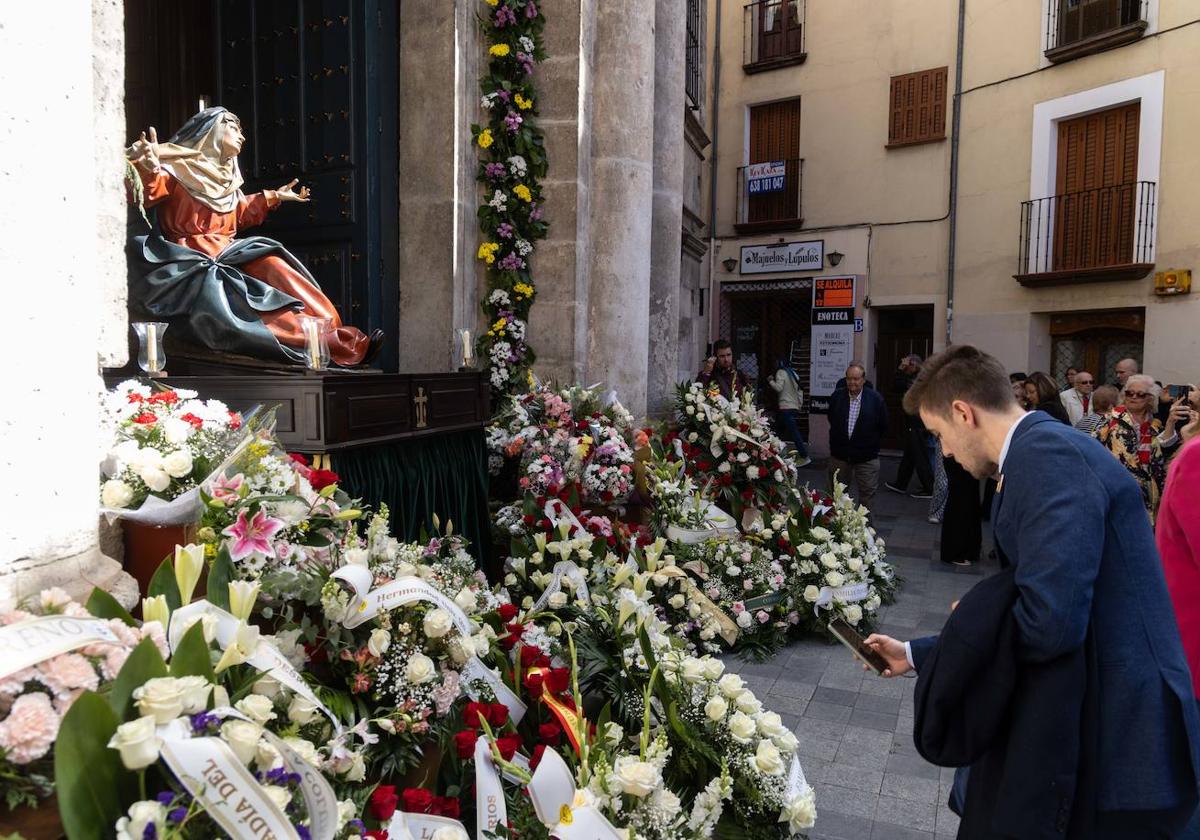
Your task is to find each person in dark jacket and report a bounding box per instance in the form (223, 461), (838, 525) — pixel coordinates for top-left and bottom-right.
(885, 354), (935, 498)
(863, 345), (1200, 838)
(1024, 371), (1071, 424)
(696, 339), (748, 401)
(827, 362), (888, 510)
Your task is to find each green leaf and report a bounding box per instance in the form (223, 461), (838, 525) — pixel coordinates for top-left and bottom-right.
(85, 588), (137, 626)
(169, 621), (216, 682)
(206, 546), (236, 612)
(54, 691), (131, 840)
(108, 637), (169, 720)
(147, 556), (182, 612)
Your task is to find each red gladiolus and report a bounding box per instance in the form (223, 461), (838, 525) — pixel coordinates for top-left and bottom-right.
(522, 514), (535, 525)
(505, 622), (526, 642)
(434, 796), (461, 819)
(496, 734), (522, 761)
(132, 412), (157, 425)
(368, 785), (399, 821)
(546, 668), (570, 695)
(289, 453), (310, 467)
(454, 729), (478, 758)
(538, 721), (562, 745)
(497, 603), (518, 622)
(519, 645), (541, 667)
(488, 703), (510, 727)
(127, 392), (144, 403)
(464, 701), (491, 729)
(401, 788), (434, 814)
(530, 743), (547, 770)
(180, 412), (204, 430)
(524, 670), (544, 700)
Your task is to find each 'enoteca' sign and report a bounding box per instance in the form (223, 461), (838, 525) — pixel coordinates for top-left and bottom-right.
(739, 240), (824, 275)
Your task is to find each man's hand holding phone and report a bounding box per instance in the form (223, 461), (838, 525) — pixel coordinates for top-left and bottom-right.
(862, 633), (913, 678)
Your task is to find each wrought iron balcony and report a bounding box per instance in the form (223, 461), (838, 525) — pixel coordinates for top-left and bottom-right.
(1015, 181), (1156, 286)
(735, 159), (803, 233)
(743, 0), (807, 73)
(1045, 0), (1147, 63)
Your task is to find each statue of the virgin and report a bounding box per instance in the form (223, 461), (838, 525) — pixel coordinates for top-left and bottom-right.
(126, 107), (384, 367)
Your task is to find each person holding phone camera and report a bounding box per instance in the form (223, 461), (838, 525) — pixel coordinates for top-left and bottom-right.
(697, 339), (747, 401)
(861, 346), (1199, 839)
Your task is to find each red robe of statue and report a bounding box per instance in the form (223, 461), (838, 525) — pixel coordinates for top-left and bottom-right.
(140, 169), (369, 366)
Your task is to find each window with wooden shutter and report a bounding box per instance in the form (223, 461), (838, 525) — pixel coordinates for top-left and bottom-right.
(737, 99), (803, 230)
(887, 67), (948, 148)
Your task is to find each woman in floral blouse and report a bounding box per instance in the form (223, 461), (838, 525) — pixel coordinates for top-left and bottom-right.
(1093, 375), (1190, 520)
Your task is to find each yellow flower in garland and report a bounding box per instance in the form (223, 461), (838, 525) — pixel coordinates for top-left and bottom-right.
(477, 242), (500, 264)
(477, 128), (494, 149)
(576, 434), (593, 460)
(513, 282), (534, 299)
(489, 43), (511, 57)
(484, 0), (499, 5)
(514, 93), (533, 110)
(488, 317), (508, 338)
(513, 184), (532, 202)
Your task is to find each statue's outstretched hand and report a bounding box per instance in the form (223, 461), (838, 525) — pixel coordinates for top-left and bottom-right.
(127, 126), (160, 173)
(275, 178), (311, 203)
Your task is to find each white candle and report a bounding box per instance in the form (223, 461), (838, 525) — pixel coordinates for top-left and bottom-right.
(461, 330), (472, 365)
(146, 324), (158, 371)
(304, 320), (321, 369)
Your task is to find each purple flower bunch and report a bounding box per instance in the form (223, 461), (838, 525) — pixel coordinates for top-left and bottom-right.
(494, 5), (518, 27)
(517, 52), (535, 75)
(485, 162), (507, 180)
(498, 252), (526, 271)
(154, 791), (189, 832)
(530, 202), (544, 222)
(188, 710), (221, 735)
(504, 110), (524, 132)
(497, 222), (515, 239)
(526, 2), (539, 19)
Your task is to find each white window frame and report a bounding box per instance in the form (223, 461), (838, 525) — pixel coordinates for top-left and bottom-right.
(1024, 70), (1164, 274)
(1038, 0), (1158, 68)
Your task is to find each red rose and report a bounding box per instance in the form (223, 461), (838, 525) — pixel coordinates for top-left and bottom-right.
(464, 701), (490, 729)
(522, 514), (535, 525)
(524, 670), (544, 700)
(519, 645), (541, 667)
(180, 412), (204, 430)
(538, 722), (562, 745)
(227, 411), (242, 430)
(401, 788), (434, 814)
(454, 729), (478, 759)
(364, 832), (389, 840)
(505, 622), (527, 641)
(132, 412), (157, 425)
(546, 668), (570, 695)
(309, 468), (340, 490)
(368, 785), (399, 821)
(488, 703), (510, 728)
(496, 734), (522, 761)
(530, 743), (547, 770)
(497, 603), (518, 622)
(288, 453), (310, 467)
(434, 796), (461, 819)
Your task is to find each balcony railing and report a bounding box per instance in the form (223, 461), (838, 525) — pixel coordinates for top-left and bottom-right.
(735, 158), (803, 232)
(743, 0), (807, 73)
(1016, 181), (1156, 286)
(1045, 0), (1147, 62)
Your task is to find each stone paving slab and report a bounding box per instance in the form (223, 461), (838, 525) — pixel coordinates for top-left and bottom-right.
(723, 457), (997, 839)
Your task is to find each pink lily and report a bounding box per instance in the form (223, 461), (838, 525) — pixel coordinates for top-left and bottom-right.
(221, 508), (284, 562)
(209, 473), (245, 504)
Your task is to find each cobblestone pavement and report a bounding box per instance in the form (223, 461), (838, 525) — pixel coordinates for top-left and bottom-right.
(726, 456), (998, 840)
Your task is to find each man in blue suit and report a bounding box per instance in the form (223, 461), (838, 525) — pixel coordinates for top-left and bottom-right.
(865, 345), (1200, 837)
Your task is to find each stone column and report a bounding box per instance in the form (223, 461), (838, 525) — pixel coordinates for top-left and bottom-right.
(0, 0), (137, 609)
(584, 0), (657, 418)
(645, 0), (687, 417)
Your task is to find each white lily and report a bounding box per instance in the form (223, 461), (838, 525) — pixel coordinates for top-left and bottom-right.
(214, 620), (261, 673)
(174, 543), (205, 604)
(228, 580), (261, 622)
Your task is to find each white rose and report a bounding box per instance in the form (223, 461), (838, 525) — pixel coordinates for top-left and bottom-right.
(344, 751), (366, 781)
(336, 799), (357, 829)
(176, 675), (212, 714)
(133, 677), (185, 724)
(613, 755), (661, 797)
(236, 694), (277, 725)
(775, 730), (799, 753)
(138, 466), (171, 493)
(423, 609), (454, 639)
(343, 547), (369, 566)
(287, 695), (321, 726)
(454, 587), (478, 614)
(702, 659), (725, 680)
(746, 466), (760, 479)
(754, 739), (786, 775)
(825, 571), (845, 588)
(847, 557), (863, 572)
(797, 543), (816, 557)
(368, 628), (391, 657)
(283, 737), (320, 767)
(252, 675), (282, 700)
(736, 611), (753, 629)
(221, 720), (264, 765)
(820, 552), (839, 570)
(803, 585), (821, 603)
(162, 417), (194, 444)
(161, 449), (194, 479)
(432, 828), (468, 840)
(688, 603), (702, 618)
(256, 740), (284, 771)
(737, 452), (750, 464)
(101, 479), (134, 508)
(548, 591), (568, 609)
(781, 789), (817, 832)
(405, 652), (437, 684)
(116, 801), (166, 840)
(727, 711), (757, 743)
(107, 715), (161, 770)
(676, 658), (704, 685)
(844, 604), (864, 625)
(263, 785), (292, 812)
(736, 693), (763, 715)
(717, 461), (731, 473)
(704, 695), (728, 721)
(757, 711), (786, 738)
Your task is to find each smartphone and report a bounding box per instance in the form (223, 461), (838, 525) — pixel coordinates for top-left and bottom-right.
(828, 618), (891, 675)
(1166, 384), (1192, 401)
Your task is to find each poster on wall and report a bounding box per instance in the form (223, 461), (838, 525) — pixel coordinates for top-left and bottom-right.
(808, 276), (857, 414)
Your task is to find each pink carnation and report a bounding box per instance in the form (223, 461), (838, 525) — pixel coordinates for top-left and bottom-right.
(0, 667), (36, 698)
(36, 653), (99, 696)
(0, 692), (60, 764)
(101, 647), (132, 681)
(0, 610), (34, 626)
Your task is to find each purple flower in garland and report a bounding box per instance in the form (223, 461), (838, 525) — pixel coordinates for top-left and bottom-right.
(485, 162), (507, 180)
(526, 1), (539, 19)
(530, 202), (544, 222)
(497, 222), (515, 239)
(494, 6), (517, 27)
(498, 253), (526, 271)
(517, 52), (535, 75)
(497, 89), (511, 103)
(504, 110), (524, 132)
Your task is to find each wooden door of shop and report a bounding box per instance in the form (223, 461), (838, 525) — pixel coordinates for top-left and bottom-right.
(874, 306), (933, 450)
(1053, 102), (1139, 272)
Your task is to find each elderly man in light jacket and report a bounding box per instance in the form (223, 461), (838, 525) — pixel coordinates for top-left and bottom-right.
(1059, 370), (1095, 425)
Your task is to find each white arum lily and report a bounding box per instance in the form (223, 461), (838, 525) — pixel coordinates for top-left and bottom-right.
(214, 620), (261, 673)
(173, 543), (205, 604)
(228, 580), (261, 622)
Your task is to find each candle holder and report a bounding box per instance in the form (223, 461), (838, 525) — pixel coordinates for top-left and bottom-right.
(299, 315), (332, 372)
(455, 328), (477, 371)
(132, 322), (169, 378)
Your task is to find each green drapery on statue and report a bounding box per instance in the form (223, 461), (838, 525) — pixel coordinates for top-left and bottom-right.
(331, 430), (492, 572)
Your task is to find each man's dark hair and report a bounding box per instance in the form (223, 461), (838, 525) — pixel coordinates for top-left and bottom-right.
(903, 345), (1014, 417)
(1009, 371), (1027, 384)
(713, 339), (732, 352)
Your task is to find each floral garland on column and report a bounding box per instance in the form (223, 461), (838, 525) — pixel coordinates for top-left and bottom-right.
(473, 0), (548, 400)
